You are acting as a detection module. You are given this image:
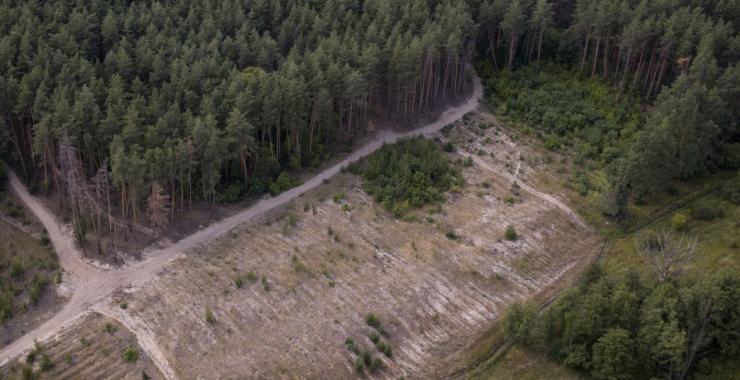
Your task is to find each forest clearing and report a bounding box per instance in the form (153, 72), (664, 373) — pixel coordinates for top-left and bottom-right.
(1, 110), (599, 378)
(1, 0), (738, 378)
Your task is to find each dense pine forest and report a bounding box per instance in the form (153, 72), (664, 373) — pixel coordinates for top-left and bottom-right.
(0, 0), (738, 244)
(475, 0), (739, 219)
(0, 0), (475, 244)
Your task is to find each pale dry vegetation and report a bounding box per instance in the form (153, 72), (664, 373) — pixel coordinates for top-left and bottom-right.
(97, 116), (599, 378)
(1, 313), (162, 379)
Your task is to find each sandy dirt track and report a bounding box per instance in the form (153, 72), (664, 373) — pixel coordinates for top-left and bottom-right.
(0, 77), (483, 376)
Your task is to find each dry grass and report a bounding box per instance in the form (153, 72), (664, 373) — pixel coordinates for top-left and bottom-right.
(1, 313), (162, 380)
(106, 115), (599, 378)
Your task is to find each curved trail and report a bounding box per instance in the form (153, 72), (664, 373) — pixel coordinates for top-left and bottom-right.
(0, 78), (483, 375)
(460, 152), (589, 230)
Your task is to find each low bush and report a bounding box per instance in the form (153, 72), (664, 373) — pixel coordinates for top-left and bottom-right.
(269, 172), (301, 196)
(205, 308), (215, 324)
(123, 347), (139, 363)
(362, 137), (462, 217)
(505, 225), (518, 241)
(377, 341), (393, 357)
(365, 313), (381, 329)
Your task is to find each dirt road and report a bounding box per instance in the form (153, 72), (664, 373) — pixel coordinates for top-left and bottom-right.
(0, 77), (483, 375)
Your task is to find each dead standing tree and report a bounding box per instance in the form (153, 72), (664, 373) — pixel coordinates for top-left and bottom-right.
(58, 138), (90, 245)
(90, 166), (113, 253)
(147, 182), (170, 238)
(637, 230), (696, 282)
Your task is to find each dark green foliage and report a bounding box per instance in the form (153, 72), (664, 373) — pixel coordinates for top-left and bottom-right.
(377, 341), (393, 357)
(269, 172), (301, 196)
(123, 347), (139, 363)
(361, 350), (373, 367)
(353, 356), (365, 373)
(503, 301), (537, 345)
(362, 138), (462, 217)
(368, 331), (380, 344)
(1, 0), (476, 228)
(485, 65), (642, 163)
(205, 308), (215, 324)
(104, 322), (118, 334)
(216, 183), (243, 204)
(504, 225), (518, 241)
(39, 354), (54, 371)
(517, 268), (740, 380)
(365, 313), (381, 329)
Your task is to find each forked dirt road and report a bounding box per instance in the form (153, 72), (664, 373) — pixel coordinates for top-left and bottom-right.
(0, 78), (484, 375)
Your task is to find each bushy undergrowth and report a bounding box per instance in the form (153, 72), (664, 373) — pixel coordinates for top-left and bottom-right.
(484, 64), (643, 164)
(361, 137), (461, 217)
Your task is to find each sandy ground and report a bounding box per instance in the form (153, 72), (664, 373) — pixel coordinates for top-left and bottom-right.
(97, 114), (598, 378)
(1, 312), (163, 379)
(0, 77), (483, 377)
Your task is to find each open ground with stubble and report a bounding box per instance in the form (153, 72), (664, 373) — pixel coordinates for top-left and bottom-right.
(1, 112), (599, 379)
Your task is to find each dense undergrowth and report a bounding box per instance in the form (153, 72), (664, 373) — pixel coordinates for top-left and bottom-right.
(482, 63), (644, 161)
(358, 137), (462, 217)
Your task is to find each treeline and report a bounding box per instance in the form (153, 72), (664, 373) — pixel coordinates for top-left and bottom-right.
(0, 0), (476, 245)
(469, 0), (740, 218)
(505, 264), (740, 380)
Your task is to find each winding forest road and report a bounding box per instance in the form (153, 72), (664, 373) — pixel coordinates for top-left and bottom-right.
(0, 77), (483, 375)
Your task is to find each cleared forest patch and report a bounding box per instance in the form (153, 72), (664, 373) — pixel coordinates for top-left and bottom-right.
(97, 115), (599, 378)
(1, 312), (162, 379)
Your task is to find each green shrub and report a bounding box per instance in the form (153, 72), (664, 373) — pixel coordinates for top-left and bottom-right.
(10, 261), (24, 279)
(377, 341), (393, 357)
(353, 356), (365, 372)
(368, 331), (380, 344)
(233, 276), (244, 288)
(345, 337), (359, 354)
(104, 322), (118, 334)
(21, 365), (34, 380)
(360, 350), (373, 366)
(123, 347), (139, 363)
(365, 313), (381, 329)
(670, 212), (689, 231)
(505, 225), (518, 241)
(269, 172), (301, 196)
(246, 271), (258, 282)
(346, 162), (362, 175)
(39, 354), (54, 371)
(362, 137), (461, 217)
(205, 308), (215, 324)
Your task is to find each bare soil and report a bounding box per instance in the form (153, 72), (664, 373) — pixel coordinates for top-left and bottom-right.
(104, 113), (598, 379)
(1, 312), (163, 379)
